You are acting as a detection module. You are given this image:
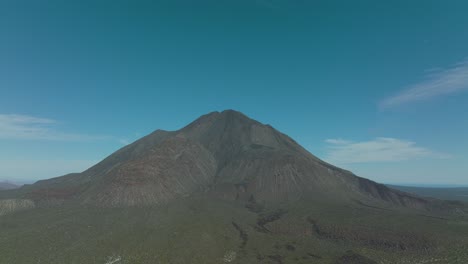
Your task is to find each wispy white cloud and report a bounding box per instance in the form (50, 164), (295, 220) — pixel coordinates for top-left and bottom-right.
(324, 137), (449, 164)
(0, 114), (107, 141)
(380, 59), (468, 108)
(325, 139), (352, 145)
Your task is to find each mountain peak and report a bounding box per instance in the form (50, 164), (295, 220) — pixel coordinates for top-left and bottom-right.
(185, 109), (259, 127)
(220, 109), (248, 117)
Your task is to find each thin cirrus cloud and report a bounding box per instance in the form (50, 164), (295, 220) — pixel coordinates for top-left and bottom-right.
(380, 58), (468, 109)
(324, 137), (449, 164)
(0, 114), (108, 141)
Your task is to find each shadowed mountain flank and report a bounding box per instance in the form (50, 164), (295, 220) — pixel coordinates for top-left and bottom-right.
(11, 110), (433, 209)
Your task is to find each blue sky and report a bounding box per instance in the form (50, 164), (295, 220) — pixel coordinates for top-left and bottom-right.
(1, 0), (468, 185)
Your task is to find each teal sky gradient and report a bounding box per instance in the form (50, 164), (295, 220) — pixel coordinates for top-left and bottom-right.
(1, 0), (468, 185)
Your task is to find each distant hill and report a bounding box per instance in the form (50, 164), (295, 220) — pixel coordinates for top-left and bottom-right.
(388, 185), (468, 202)
(0, 182), (19, 190)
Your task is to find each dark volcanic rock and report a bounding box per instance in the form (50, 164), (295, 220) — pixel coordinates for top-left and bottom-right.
(255, 209), (287, 233)
(232, 221), (248, 249)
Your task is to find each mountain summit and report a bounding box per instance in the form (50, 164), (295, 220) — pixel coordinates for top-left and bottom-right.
(18, 110), (427, 208)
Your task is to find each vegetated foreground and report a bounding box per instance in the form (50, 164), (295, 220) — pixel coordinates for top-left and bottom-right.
(1, 196), (468, 264)
(0, 110), (467, 264)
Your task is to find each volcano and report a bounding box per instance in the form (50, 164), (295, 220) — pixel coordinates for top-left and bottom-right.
(20, 110), (427, 208)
